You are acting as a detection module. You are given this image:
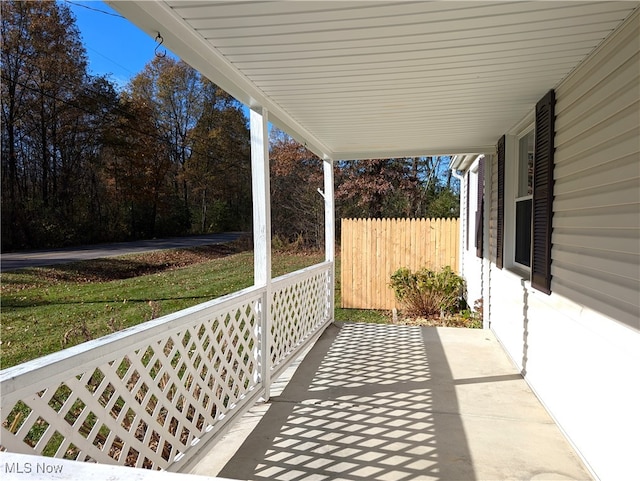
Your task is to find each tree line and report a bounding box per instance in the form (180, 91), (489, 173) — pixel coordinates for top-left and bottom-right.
(1, 0), (458, 252)
(270, 131), (459, 249)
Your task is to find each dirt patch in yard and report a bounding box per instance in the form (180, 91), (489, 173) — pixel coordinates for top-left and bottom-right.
(14, 241), (251, 287)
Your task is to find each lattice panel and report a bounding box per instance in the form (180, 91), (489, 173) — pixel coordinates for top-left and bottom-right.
(270, 268), (331, 370)
(1, 298), (261, 470)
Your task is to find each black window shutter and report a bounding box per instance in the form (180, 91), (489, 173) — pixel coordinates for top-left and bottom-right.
(531, 90), (555, 294)
(496, 136), (505, 269)
(475, 156), (485, 258)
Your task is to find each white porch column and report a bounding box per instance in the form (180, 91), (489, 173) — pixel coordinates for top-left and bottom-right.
(250, 107), (272, 398)
(323, 159), (335, 317)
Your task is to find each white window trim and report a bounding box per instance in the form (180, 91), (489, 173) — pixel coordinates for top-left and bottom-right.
(504, 118), (535, 274)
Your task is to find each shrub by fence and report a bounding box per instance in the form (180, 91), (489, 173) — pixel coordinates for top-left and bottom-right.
(341, 218), (459, 310)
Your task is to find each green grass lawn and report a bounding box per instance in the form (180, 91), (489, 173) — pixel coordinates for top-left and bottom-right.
(1, 249), (389, 369)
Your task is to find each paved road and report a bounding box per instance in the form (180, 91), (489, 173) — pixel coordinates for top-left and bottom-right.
(0, 233), (245, 272)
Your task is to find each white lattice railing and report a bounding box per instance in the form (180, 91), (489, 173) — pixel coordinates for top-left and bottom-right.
(0, 262), (333, 473)
(270, 262), (332, 378)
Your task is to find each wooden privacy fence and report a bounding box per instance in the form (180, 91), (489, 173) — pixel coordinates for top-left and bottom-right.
(341, 218), (460, 310)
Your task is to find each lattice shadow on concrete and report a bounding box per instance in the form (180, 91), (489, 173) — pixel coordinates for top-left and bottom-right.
(219, 323), (474, 481)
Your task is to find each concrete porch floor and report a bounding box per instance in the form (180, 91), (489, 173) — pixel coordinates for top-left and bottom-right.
(191, 323), (591, 481)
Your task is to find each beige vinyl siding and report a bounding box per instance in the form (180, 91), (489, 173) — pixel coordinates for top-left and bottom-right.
(553, 10), (640, 329)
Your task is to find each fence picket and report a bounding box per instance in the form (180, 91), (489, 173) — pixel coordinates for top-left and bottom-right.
(341, 218), (459, 310)
(342, 219), (351, 308)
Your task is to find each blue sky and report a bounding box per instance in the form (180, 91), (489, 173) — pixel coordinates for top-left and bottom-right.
(64, 0), (163, 88)
(64, 1), (252, 117)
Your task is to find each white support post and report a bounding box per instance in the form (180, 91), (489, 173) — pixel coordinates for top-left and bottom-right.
(323, 158), (336, 318)
(250, 107), (272, 399)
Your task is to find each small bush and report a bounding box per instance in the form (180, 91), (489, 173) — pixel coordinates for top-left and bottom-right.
(457, 309), (483, 329)
(390, 266), (465, 318)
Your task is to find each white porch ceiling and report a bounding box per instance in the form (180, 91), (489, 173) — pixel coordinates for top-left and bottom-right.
(108, 1), (639, 161)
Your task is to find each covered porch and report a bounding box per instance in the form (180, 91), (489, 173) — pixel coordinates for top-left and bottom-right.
(2, 2), (638, 480)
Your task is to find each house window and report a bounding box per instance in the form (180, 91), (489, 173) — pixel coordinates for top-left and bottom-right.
(515, 130), (534, 267)
(494, 90), (555, 292)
